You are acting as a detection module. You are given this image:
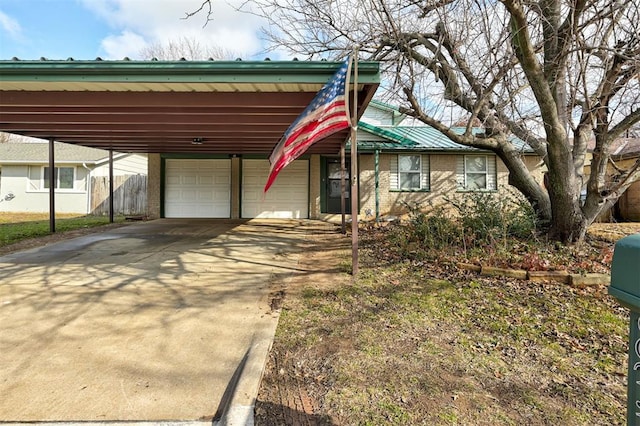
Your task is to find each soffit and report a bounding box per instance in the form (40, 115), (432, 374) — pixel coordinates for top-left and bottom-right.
(0, 60), (380, 155)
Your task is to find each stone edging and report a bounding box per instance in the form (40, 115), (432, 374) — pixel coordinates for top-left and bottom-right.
(456, 263), (611, 287)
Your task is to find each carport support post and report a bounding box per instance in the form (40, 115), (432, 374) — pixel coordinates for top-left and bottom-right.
(109, 149), (114, 223)
(48, 138), (55, 233)
(340, 142), (347, 235)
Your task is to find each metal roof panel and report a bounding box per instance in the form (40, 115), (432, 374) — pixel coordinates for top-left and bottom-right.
(357, 122), (533, 153)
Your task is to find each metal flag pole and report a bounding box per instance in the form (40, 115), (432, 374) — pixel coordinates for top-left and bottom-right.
(341, 142), (347, 234)
(350, 48), (359, 276)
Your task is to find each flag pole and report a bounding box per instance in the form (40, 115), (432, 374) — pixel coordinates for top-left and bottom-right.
(350, 47), (359, 276)
(340, 142), (347, 234)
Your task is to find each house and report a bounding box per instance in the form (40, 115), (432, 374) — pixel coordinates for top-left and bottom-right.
(150, 101), (544, 221)
(0, 59), (543, 221)
(584, 138), (640, 222)
(612, 139), (640, 221)
(0, 139), (147, 214)
(346, 101), (545, 220)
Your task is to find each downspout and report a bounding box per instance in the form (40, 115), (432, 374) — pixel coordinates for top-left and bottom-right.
(375, 149), (380, 222)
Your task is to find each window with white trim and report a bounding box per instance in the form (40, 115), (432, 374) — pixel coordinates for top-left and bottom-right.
(391, 154), (430, 190)
(456, 155), (497, 191)
(42, 166), (75, 190)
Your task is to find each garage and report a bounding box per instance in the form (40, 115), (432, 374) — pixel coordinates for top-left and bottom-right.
(165, 159), (231, 218)
(242, 159), (309, 219)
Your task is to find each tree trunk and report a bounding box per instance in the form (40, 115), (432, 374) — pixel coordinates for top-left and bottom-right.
(494, 143), (552, 225)
(546, 140), (587, 243)
(550, 204), (588, 243)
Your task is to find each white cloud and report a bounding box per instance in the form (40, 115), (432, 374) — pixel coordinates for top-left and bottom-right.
(100, 30), (147, 59)
(80, 0), (269, 59)
(0, 10), (23, 40)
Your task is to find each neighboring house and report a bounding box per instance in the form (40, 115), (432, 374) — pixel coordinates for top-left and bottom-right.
(583, 138), (640, 222)
(611, 139), (640, 221)
(0, 140), (147, 214)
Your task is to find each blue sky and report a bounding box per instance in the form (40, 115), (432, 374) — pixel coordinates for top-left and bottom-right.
(0, 0), (271, 60)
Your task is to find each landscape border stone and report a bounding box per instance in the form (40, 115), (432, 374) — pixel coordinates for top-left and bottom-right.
(480, 266), (528, 280)
(527, 270), (570, 284)
(569, 273), (611, 287)
(457, 263), (611, 287)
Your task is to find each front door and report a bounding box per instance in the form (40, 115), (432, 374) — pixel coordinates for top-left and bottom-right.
(325, 158), (351, 214)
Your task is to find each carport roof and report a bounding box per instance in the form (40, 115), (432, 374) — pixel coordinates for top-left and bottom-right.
(0, 59), (380, 155)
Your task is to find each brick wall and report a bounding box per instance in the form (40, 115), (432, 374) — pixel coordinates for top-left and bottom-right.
(358, 152), (545, 219)
(147, 153), (161, 219)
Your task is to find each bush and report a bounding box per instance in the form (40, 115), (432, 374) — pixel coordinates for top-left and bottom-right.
(408, 203), (461, 250)
(384, 193), (537, 260)
(447, 191), (537, 246)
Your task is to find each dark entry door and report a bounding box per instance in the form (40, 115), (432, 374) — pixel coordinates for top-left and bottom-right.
(326, 159), (351, 214)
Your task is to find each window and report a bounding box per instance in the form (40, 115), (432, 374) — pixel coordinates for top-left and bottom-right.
(43, 166), (75, 190)
(391, 154), (430, 191)
(457, 155), (497, 191)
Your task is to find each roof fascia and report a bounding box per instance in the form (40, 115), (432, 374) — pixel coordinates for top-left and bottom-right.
(0, 60), (380, 85)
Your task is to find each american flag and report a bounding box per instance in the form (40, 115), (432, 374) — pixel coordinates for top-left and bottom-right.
(264, 57), (352, 192)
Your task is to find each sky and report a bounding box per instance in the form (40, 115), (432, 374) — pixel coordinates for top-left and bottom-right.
(0, 0), (273, 60)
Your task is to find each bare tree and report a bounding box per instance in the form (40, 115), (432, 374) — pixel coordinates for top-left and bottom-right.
(192, 0), (640, 243)
(139, 36), (238, 60)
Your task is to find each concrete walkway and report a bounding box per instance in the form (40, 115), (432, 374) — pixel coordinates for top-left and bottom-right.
(0, 219), (316, 424)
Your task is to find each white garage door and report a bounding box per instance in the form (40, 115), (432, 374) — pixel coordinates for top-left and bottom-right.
(242, 159), (309, 219)
(165, 159), (231, 218)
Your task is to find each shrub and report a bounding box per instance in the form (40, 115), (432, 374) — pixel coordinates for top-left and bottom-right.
(383, 193), (537, 260)
(447, 191), (537, 246)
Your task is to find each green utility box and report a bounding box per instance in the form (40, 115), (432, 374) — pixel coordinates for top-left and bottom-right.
(608, 233), (640, 426)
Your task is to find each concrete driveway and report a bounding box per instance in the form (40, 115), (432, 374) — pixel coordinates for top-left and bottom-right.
(0, 219), (316, 423)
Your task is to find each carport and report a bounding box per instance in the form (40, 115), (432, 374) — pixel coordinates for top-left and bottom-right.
(0, 59), (380, 225)
(0, 60), (380, 423)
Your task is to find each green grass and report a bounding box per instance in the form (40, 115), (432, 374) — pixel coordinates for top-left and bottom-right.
(0, 214), (125, 247)
(272, 260), (628, 425)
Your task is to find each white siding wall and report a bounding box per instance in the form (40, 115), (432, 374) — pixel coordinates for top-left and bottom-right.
(361, 107), (394, 126)
(360, 104), (412, 127)
(91, 153), (148, 177)
(0, 164), (89, 213)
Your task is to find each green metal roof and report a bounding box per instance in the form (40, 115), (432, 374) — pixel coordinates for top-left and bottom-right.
(0, 59), (380, 91)
(356, 121), (533, 153)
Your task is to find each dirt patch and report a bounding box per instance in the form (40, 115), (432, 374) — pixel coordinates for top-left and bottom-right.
(256, 230), (352, 425)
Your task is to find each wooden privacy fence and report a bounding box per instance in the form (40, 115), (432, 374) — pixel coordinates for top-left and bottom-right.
(91, 174), (147, 216)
